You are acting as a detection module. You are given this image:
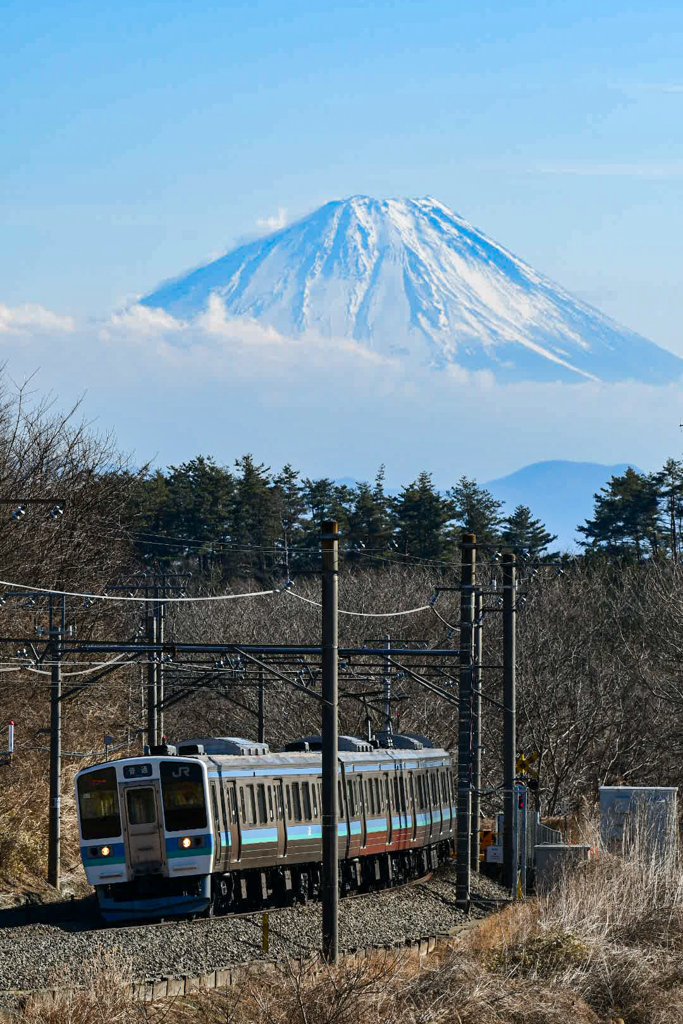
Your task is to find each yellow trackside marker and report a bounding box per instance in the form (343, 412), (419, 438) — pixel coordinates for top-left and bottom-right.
(262, 912), (269, 952)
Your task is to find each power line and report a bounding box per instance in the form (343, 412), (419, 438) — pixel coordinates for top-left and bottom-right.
(284, 589), (432, 618)
(0, 579), (278, 604)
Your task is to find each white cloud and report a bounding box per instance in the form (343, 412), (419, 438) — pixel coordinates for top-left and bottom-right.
(256, 207), (288, 232)
(101, 303), (185, 340)
(0, 303), (75, 335)
(4, 292), (683, 487)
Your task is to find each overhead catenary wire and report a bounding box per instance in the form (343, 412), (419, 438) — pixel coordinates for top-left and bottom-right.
(25, 653), (129, 678)
(284, 589), (432, 618)
(0, 579), (277, 603)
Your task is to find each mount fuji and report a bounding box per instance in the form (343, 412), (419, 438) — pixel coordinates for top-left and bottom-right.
(141, 196), (682, 384)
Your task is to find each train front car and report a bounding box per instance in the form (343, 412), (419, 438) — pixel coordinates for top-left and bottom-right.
(75, 756), (214, 921)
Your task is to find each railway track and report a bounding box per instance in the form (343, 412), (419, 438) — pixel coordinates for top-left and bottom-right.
(0, 864), (508, 999)
(91, 868), (436, 935)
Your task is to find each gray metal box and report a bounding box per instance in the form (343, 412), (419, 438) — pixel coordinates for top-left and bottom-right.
(534, 843), (592, 892)
(599, 786), (678, 856)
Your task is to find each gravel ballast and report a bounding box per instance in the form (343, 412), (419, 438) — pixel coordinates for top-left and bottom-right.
(0, 864), (508, 994)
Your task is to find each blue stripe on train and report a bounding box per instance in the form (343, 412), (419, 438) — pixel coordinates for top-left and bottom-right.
(241, 827), (279, 845)
(165, 834), (214, 858)
(287, 824), (322, 840)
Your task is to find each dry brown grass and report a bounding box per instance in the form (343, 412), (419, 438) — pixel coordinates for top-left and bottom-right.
(5, 825), (683, 1024)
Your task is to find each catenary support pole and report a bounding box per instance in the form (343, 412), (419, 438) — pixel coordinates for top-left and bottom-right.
(157, 585), (164, 742)
(47, 596), (63, 890)
(456, 533), (476, 911)
(471, 586), (483, 871)
(147, 612), (157, 748)
(258, 664), (265, 744)
(383, 634), (392, 742)
(321, 519), (339, 963)
(503, 553), (517, 894)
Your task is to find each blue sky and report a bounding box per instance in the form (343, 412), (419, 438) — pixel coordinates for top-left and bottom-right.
(1, 0), (682, 483)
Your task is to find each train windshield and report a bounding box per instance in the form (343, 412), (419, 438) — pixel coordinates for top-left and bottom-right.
(160, 761), (207, 831)
(77, 767), (121, 840)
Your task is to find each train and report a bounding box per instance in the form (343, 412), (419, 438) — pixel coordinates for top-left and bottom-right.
(75, 733), (456, 922)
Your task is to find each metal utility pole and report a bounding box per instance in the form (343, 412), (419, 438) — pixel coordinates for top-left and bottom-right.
(321, 519), (339, 963)
(258, 664), (265, 744)
(471, 587), (483, 871)
(503, 552), (517, 894)
(147, 612), (157, 748)
(156, 584), (164, 741)
(383, 634), (392, 742)
(47, 596), (64, 890)
(456, 533), (476, 911)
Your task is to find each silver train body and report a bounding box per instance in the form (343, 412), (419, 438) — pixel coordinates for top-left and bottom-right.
(75, 736), (456, 921)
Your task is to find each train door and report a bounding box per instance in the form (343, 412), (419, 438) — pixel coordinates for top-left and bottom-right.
(384, 774), (393, 843)
(359, 776), (367, 848)
(122, 782), (165, 872)
(274, 779), (287, 858)
(209, 782), (224, 866)
(409, 775), (418, 840)
(424, 772), (434, 839)
(223, 781), (240, 863)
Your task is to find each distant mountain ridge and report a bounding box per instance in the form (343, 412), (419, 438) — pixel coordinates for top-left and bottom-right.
(486, 460), (640, 551)
(142, 195), (682, 384)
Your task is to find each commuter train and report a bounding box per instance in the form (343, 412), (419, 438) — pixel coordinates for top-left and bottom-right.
(75, 734), (456, 921)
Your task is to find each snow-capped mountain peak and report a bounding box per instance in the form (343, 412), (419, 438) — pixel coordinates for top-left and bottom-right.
(141, 196), (682, 383)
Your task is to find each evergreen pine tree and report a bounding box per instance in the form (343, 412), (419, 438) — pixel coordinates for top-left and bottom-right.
(578, 467), (660, 561)
(502, 504), (557, 558)
(392, 471), (453, 560)
(652, 457), (683, 561)
(272, 464), (306, 579)
(448, 476), (504, 548)
(233, 455), (279, 578)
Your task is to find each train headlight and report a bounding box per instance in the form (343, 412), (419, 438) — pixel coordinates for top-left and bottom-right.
(100, 846), (111, 857)
(181, 837), (192, 849)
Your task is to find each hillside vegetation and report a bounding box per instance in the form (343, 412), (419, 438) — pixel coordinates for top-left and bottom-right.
(1, 374), (683, 900)
(8, 824), (683, 1024)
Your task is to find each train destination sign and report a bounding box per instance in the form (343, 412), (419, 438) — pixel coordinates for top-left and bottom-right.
(123, 763), (153, 779)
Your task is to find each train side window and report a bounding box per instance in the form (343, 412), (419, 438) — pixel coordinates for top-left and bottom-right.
(267, 786), (274, 821)
(431, 775), (438, 804)
(211, 786), (220, 829)
(274, 786), (283, 820)
(373, 778), (381, 812)
(247, 785), (257, 825)
(393, 777), (400, 812)
(365, 779), (372, 814)
(218, 782), (229, 834)
(239, 787), (247, 823)
(384, 776), (390, 811)
(302, 782), (312, 820)
(338, 781), (344, 818)
(256, 784), (266, 824)
(368, 779), (375, 814)
(286, 785), (292, 820)
(292, 783), (302, 821)
(399, 777), (407, 812)
(439, 774), (446, 803)
(346, 780), (355, 816)
(312, 783), (319, 818)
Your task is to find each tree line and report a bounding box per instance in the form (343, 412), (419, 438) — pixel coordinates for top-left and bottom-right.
(132, 454), (683, 578)
(132, 455), (557, 578)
